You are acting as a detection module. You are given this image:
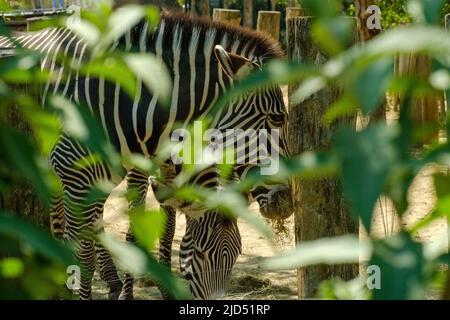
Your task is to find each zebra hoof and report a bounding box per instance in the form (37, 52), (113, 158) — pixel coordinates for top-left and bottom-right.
(118, 291), (134, 300)
(108, 280), (123, 300)
(161, 292), (173, 300)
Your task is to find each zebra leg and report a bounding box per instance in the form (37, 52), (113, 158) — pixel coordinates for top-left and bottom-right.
(50, 194), (65, 240)
(94, 239), (123, 300)
(76, 239), (97, 300)
(158, 205), (177, 299)
(119, 168), (149, 300)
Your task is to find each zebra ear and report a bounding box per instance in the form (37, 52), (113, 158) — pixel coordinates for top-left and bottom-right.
(214, 45), (256, 79)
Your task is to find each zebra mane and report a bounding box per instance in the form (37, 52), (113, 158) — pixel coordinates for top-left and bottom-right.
(159, 11), (284, 62)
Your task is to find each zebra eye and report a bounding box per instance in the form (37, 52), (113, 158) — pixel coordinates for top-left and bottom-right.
(195, 250), (205, 260)
(270, 114), (286, 123)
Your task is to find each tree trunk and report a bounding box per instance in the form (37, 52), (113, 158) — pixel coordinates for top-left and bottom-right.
(354, 0), (386, 123)
(0, 85), (48, 228)
(397, 53), (440, 146)
(191, 0), (197, 16)
(0, 22), (48, 229)
(243, 0), (253, 28)
(287, 17), (359, 299)
(257, 11), (280, 41)
(0, 21), (49, 229)
(199, 0), (210, 17)
(212, 8), (241, 26)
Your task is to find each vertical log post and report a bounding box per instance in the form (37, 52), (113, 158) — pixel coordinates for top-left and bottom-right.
(199, 0), (210, 17)
(286, 7), (304, 40)
(191, 0), (197, 16)
(0, 21), (48, 229)
(286, 7), (305, 20)
(398, 53), (440, 146)
(212, 8), (241, 26)
(270, 0), (276, 11)
(243, 0), (253, 28)
(287, 17), (359, 299)
(257, 11), (281, 41)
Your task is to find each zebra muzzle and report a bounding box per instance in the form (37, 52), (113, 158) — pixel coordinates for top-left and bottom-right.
(260, 185), (293, 220)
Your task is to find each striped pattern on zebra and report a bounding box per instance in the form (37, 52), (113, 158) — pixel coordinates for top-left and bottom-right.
(0, 10), (292, 299)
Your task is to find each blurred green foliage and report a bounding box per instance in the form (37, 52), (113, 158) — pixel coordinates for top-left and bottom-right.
(0, 0), (449, 300)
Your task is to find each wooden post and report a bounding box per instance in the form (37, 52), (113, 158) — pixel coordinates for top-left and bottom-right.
(199, 0), (210, 17)
(397, 53), (440, 146)
(212, 8), (241, 26)
(286, 7), (305, 20)
(286, 7), (304, 41)
(257, 11), (281, 41)
(287, 17), (359, 299)
(270, 0), (276, 11)
(243, 0), (253, 28)
(191, 0), (197, 16)
(287, 0), (296, 7)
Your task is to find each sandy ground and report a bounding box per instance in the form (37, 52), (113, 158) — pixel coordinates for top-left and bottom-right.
(91, 89), (448, 300)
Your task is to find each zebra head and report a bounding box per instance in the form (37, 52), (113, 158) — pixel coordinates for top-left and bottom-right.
(214, 45), (293, 221)
(181, 212), (241, 300)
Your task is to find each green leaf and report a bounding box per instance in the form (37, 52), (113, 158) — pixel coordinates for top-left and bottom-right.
(355, 57), (394, 115)
(301, 0), (342, 17)
(317, 276), (371, 300)
(18, 97), (61, 155)
(412, 173), (450, 232)
(179, 184), (274, 240)
(0, 257), (24, 278)
(130, 207), (165, 252)
(0, 124), (52, 205)
(103, 5), (146, 46)
(124, 53), (172, 106)
(336, 124), (400, 230)
(433, 173), (450, 198)
(264, 235), (369, 270)
(322, 94), (358, 125)
(0, 213), (74, 265)
(312, 17), (356, 56)
(66, 19), (101, 48)
(406, 0), (446, 25)
(371, 232), (426, 300)
(81, 56), (137, 98)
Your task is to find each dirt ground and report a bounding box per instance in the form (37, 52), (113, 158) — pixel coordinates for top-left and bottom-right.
(91, 89), (448, 300)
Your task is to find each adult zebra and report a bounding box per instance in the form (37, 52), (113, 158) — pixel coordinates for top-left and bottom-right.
(0, 10), (292, 299)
